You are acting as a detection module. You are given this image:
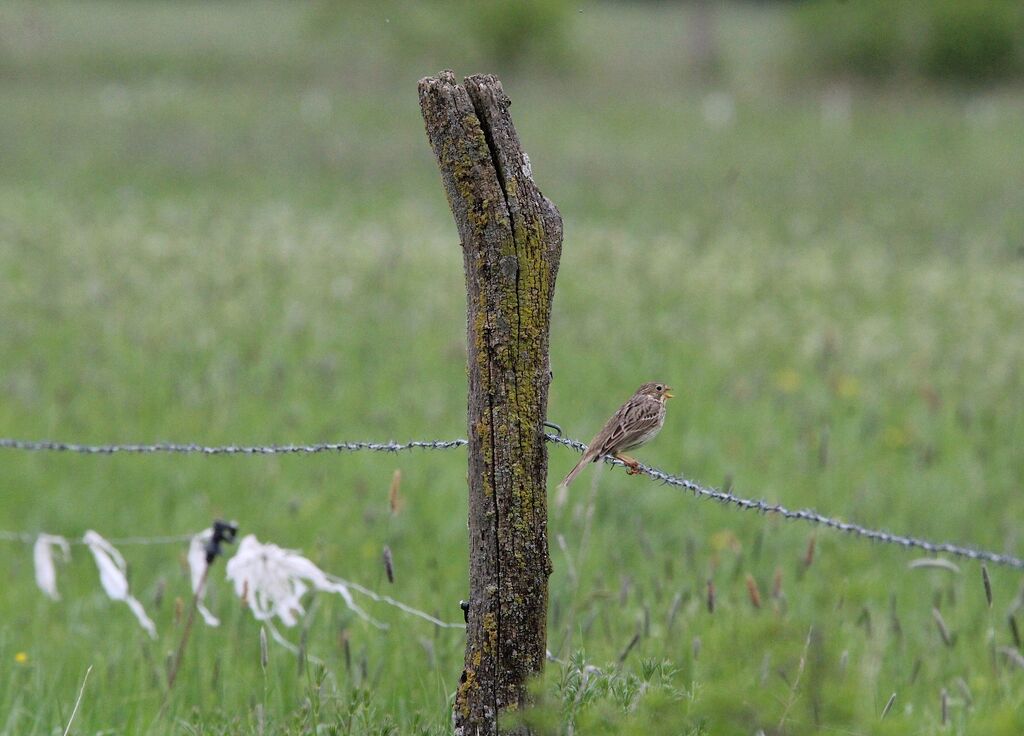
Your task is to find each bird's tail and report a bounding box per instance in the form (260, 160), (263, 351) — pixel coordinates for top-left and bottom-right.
(558, 453), (594, 491)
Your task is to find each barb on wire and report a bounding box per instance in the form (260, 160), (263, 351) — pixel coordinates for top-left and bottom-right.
(2, 431), (1021, 570)
(543, 433), (1024, 570)
(0, 437), (467, 456)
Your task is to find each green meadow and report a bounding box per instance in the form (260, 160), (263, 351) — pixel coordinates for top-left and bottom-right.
(1, 2), (1023, 733)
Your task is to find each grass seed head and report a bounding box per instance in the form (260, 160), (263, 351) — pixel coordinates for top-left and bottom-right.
(382, 545), (394, 584)
(260, 626), (269, 672)
(932, 607), (954, 647)
(745, 574), (762, 609)
(880, 692), (897, 720)
(803, 536), (816, 568)
(389, 469), (403, 514)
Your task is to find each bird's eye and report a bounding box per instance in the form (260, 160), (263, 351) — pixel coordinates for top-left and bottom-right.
(656, 384), (663, 392)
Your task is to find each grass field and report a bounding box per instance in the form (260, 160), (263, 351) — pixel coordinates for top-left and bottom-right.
(2, 2), (1023, 734)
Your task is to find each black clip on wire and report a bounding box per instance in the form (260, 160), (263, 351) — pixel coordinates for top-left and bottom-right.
(204, 519), (239, 565)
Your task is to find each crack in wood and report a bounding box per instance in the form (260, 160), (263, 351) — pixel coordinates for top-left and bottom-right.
(420, 70), (562, 736)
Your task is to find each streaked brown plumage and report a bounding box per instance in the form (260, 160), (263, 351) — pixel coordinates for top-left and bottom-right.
(559, 382), (673, 489)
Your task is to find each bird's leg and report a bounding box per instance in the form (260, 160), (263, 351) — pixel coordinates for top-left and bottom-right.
(614, 453), (641, 475)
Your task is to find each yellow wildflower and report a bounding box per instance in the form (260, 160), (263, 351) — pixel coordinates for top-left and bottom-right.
(835, 375), (860, 399)
(710, 530), (742, 553)
(14, 652), (28, 665)
(774, 368), (801, 394)
(882, 426), (911, 450)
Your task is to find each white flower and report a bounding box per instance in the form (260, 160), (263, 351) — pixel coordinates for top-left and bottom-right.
(188, 530), (220, 627)
(225, 534), (380, 628)
(83, 530), (157, 638)
(33, 534), (70, 601)
(701, 91), (735, 130)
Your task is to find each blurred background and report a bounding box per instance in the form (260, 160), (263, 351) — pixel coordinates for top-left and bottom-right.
(1, 1), (1023, 734)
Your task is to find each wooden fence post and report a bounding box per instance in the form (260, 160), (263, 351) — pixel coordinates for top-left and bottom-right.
(419, 71), (563, 734)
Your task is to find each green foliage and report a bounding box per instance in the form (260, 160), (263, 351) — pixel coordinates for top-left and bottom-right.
(795, 0), (908, 80)
(2, 1), (1024, 734)
(471, 0), (572, 70)
(921, 0), (1024, 82)
(309, 0), (573, 75)
(794, 0), (1024, 83)
(515, 656), (699, 735)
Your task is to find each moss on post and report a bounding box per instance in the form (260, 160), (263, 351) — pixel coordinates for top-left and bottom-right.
(419, 71), (562, 735)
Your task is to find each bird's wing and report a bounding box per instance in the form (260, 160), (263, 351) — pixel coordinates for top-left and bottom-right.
(594, 398), (662, 457)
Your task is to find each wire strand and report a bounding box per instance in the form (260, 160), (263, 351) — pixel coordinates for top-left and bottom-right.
(0, 438), (468, 455)
(542, 433), (1024, 570)
(1, 432), (1020, 569)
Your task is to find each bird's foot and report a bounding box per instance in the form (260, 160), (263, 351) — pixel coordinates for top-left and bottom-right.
(615, 453), (641, 475)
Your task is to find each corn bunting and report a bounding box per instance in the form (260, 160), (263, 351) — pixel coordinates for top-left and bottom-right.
(559, 381), (673, 489)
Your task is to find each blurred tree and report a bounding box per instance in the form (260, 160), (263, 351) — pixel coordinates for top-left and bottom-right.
(793, 0), (1024, 84)
(921, 0), (1022, 82)
(310, 0), (573, 76)
(689, 0), (723, 82)
(473, 0), (572, 70)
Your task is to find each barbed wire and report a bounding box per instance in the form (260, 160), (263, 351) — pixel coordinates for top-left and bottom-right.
(2, 432), (1021, 570)
(0, 437), (467, 455)
(542, 434), (1024, 570)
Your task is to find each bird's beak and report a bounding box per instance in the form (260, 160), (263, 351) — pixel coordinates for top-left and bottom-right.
(665, 389), (675, 399)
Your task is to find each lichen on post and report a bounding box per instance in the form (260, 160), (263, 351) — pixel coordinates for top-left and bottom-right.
(418, 71), (563, 735)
